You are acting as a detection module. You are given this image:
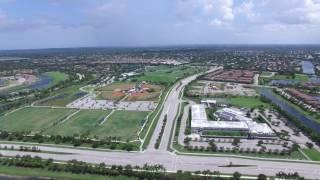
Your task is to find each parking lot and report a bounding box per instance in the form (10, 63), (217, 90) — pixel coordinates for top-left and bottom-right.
(67, 94), (157, 111)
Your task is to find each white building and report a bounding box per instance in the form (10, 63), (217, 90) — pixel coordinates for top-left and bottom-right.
(191, 104), (208, 121)
(201, 99), (217, 107)
(191, 105), (275, 137)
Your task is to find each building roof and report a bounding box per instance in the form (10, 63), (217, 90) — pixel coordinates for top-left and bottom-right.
(192, 106), (275, 135)
(191, 104), (207, 121)
(217, 108), (245, 117)
(201, 99), (217, 104)
(192, 120), (249, 130)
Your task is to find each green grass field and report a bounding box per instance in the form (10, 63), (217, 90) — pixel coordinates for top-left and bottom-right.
(302, 148), (320, 161)
(0, 165), (136, 180)
(91, 111), (149, 140)
(228, 96), (268, 108)
(45, 71), (68, 86)
(45, 110), (111, 136)
(259, 73), (309, 85)
(38, 84), (87, 106)
(133, 66), (200, 85)
(260, 71), (273, 76)
(0, 107), (76, 133)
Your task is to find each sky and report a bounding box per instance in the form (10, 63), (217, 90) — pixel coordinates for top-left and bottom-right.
(0, 0), (320, 49)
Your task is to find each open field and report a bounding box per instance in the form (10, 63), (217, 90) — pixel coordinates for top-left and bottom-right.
(211, 96), (269, 109)
(228, 96), (269, 108)
(0, 107), (76, 133)
(45, 110), (111, 137)
(44, 71), (68, 87)
(132, 66), (200, 85)
(37, 84), (87, 106)
(91, 110), (149, 140)
(97, 82), (136, 91)
(259, 73), (309, 85)
(302, 148), (320, 161)
(260, 71), (274, 76)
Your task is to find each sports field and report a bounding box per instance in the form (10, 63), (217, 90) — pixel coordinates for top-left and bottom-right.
(91, 110), (149, 140)
(0, 107), (76, 133)
(125, 84), (163, 101)
(96, 82), (136, 100)
(45, 110), (111, 136)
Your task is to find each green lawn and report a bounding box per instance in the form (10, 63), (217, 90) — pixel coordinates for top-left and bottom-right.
(294, 74), (309, 82)
(173, 144), (306, 160)
(133, 66), (200, 85)
(202, 130), (247, 136)
(302, 148), (320, 161)
(0, 165), (136, 180)
(260, 71), (273, 76)
(228, 96), (268, 108)
(38, 84), (87, 106)
(259, 73), (309, 85)
(44, 71), (68, 86)
(91, 110), (149, 141)
(0, 107), (76, 133)
(45, 110), (111, 137)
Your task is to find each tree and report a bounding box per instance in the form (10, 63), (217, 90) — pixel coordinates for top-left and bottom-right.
(306, 142), (313, 149)
(257, 174), (267, 180)
(208, 140), (217, 152)
(232, 137), (240, 146)
(233, 171), (242, 180)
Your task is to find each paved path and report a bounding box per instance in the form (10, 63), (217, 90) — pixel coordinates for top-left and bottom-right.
(147, 67), (221, 152)
(1, 143), (320, 178)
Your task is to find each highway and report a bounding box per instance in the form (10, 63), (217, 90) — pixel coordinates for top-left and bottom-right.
(1, 66), (320, 178)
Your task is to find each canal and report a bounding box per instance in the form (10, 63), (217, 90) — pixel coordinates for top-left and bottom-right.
(260, 88), (320, 134)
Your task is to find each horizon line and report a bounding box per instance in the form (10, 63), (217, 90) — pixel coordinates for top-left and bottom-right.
(1, 43), (320, 52)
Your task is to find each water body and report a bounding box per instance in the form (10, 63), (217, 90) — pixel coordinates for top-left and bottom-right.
(27, 75), (53, 90)
(301, 61), (315, 75)
(270, 80), (298, 86)
(0, 79), (5, 86)
(260, 88), (320, 133)
(0, 75), (54, 95)
(310, 76), (320, 84)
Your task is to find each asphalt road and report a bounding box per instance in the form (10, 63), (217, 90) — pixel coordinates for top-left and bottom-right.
(1, 66), (320, 178)
(1, 144), (320, 178)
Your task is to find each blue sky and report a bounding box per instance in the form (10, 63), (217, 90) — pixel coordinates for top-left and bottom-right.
(0, 0), (320, 49)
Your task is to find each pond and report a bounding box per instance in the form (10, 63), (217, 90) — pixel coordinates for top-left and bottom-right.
(301, 61), (315, 75)
(27, 75), (53, 90)
(260, 88), (320, 133)
(0, 79), (5, 86)
(270, 80), (298, 86)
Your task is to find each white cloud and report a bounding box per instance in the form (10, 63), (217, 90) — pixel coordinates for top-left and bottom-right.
(176, 0), (234, 25)
(237, 0), (320, 25)
(210, 18), (222, 26)
(235, 0), (258, 22)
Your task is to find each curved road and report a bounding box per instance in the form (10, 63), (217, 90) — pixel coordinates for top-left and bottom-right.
(1, 67), (320, 178)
